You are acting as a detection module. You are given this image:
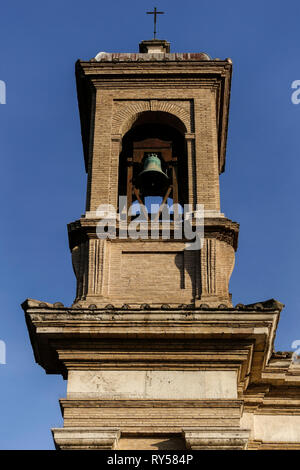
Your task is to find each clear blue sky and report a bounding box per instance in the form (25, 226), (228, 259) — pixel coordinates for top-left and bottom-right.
(1, 0), (300, 449)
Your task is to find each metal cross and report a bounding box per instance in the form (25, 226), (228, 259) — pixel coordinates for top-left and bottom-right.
(147, 7), (164, 39)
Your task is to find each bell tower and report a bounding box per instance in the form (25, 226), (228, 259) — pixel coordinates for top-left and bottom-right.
(22, 37), (300, 451)
(70, 38), (238, 309)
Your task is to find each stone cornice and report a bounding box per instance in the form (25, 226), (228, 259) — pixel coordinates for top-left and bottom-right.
(67, 216), (240, 251)
(22, 298), (300, 415)
(77, 59), (231, 74)
(22, 297), (283, 313)
(22, 299), (281, 387)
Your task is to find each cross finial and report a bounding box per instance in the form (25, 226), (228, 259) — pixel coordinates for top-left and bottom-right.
(147, 7), (164, 39)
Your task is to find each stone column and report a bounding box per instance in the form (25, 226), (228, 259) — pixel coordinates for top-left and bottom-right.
(185, 133), (196, 210)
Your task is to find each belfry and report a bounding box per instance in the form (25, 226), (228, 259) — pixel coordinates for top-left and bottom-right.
(23, 35), (300, 450)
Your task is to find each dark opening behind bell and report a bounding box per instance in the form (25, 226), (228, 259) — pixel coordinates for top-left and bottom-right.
(135, 153), (169, 196)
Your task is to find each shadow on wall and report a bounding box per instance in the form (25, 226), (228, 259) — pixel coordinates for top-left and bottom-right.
(150, 437), (186, 450)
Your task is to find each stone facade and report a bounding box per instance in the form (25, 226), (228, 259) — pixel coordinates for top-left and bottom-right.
(22, 39), (300, 450)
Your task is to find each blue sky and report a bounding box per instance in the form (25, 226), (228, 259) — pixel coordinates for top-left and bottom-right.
(1, 0), (300, 449)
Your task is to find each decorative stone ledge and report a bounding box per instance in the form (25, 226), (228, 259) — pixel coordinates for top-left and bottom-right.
(182, 427), (250, 450)
(22, 296), (283, 313)
(52, 427), (120, 450)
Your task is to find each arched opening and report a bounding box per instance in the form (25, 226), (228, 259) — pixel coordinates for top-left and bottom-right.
(118, 111), (188, 219)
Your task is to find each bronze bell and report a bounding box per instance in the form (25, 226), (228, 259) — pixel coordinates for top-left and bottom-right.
(135, 153), (169, 196)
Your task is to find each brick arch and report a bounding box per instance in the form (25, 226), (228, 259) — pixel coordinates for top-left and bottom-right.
(112, 101), (191, 136)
